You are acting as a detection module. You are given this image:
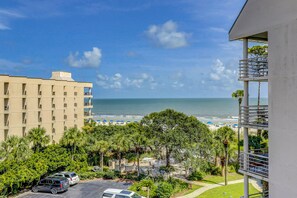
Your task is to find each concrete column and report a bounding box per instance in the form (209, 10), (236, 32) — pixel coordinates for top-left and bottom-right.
(243, 38), (249, 198)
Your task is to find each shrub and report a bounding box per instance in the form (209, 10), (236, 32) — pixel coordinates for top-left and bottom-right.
(159, 166), (175, 173)
(188, 171), (205, 181)
(228, 165), (236, 173)
(79, 172), (96, 180)
(103, 166), (109, 172)
(210, 166), (222, 176)
(103, 171), (115, 180)
(155, 182), (173, 198)
(167, 177), (189, 192)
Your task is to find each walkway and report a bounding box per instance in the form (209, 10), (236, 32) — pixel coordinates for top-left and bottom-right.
(175, 178), (261, 198)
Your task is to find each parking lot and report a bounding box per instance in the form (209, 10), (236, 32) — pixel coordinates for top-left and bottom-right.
(17, 180), (132, 198)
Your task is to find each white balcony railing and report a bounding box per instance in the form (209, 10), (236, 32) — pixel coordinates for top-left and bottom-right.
(84, 102), (93, 106)
(240, 105), (268, 129)
(239, 57), (268, 81)
(239, 151), (269, 181)
(84, 112), (91, 117)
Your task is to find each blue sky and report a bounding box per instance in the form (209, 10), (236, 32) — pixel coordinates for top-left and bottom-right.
(0, 0), (267, 98)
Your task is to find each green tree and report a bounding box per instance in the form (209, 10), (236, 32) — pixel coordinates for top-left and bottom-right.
(60, 127), (85, 160)
(232, 89), (244, 162)
(127, 123), (148, 177)
(141, 109), (212, 167)
(27, 127), (50, 152)
(89, 139), (110, 168)
(111, 126), (131, 172)
(214, 126), (235, 185)
(0, 136), (32, 162)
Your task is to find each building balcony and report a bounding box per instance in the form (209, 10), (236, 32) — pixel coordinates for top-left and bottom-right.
(239, 57), (268, 81)
(240, 105), (268, 129)
(84, 92), (93, 98)
(84, 102), (93, 108)
(239, 151), (269, 182)
(84, 112), (92, 119)
(4, 105), (9, 112)
(22, 105), (27, 111)
(4, 121), (9, 127)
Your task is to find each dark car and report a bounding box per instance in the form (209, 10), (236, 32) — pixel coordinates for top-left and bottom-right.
(32, 177), (69, 194)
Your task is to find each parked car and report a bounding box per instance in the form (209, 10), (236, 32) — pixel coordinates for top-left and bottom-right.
(102, 189), (145, 198)
(32, 177), (69, 194)
(52, 171), (80, 185)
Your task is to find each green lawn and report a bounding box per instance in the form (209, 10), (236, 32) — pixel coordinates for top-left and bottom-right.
(172, 184), (202, 197)
(196, 183), (259, 198)
(201, 173), (243, 184)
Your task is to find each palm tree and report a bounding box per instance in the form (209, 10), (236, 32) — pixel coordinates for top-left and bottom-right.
(112, 127), (131, 172)
(60, 127), (85, 160)
(232, 89), (244, 162)
(0, 136), (32, 162)
(127, 123), (148, 177)
(214, 126), (235, 186)
(89, 140), (110, 168)
(27, 127), (50, 152)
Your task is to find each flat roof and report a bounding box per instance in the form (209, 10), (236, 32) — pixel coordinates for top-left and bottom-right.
(0, 74), (92, 84)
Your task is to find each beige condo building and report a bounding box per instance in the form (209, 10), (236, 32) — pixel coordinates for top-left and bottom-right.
(0, 71), (93, 143)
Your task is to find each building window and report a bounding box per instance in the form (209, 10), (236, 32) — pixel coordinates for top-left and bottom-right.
(22, 83), (27, 96)
(22, 98), (27, 110)
(4, 130), (8, 140)
(4, 115), (9, 126)
(4, 98), (9, 111)
(22, 113), (26, 124)
(4, 82), (9, 95)
(22, 127), (26, 137)
(38, 84), (42, 95)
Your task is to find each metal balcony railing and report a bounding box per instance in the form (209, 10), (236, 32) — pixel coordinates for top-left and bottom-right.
(239, 151), (269, 181)
(84, 112), (91, 116)
(84, 102), (93, 106)
(239, 57), (268, 81)
(240, 105), (268, 129)
(84, 92), (92, 96)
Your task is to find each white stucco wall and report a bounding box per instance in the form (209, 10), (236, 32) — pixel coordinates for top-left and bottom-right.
(269, 20), (297, 198)
(230, 0), (297, 40)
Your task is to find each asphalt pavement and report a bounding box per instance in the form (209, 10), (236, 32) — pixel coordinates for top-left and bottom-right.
(17, 180), (132, 198)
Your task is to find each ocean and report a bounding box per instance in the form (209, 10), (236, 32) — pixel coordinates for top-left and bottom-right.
(92, 98), (268, 125)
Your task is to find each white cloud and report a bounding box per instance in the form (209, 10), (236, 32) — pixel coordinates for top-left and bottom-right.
(146, 20), (189, 49)
(96, 73), (122, 89)
(172, 81), (184, 88)
(67, 47), (102, 68)
(0, 23), (10, 30)
(96, 72), (157, 90)
(204, 59), (240, 91)
(0, 9), (25, 30)
(210, 59), (236, 82)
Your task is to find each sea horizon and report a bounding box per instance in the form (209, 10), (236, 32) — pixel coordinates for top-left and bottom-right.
(92, 98), (268, 125)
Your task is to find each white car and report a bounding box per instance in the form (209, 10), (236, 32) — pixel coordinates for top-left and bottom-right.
(102, 188), (145, 198)
(52, 172), (80, 185)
